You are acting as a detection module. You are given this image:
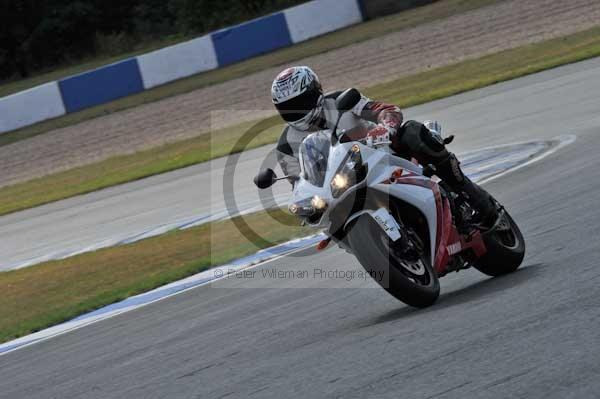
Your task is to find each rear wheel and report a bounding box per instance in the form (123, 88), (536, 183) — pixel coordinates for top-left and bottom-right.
(346, 215), (439, 308)
(474, 210), (525, 276)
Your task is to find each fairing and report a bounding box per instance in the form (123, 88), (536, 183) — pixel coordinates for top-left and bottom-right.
(292, 133), (439, 263)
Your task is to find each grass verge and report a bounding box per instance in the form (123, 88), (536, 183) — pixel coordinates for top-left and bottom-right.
(0, 209), (311, 343)
(0, 0), (500, 147)
(2, 26), (600, 216)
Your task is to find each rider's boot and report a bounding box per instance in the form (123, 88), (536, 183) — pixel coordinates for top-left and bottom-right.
(434, 153), (498, 228)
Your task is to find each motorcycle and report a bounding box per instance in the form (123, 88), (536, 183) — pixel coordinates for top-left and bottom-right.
(254, 89), (525, 308)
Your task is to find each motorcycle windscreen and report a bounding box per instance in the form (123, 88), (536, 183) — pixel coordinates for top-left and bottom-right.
(300, 132), (331, 187)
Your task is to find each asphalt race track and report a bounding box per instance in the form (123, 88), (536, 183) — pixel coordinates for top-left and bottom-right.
(2, 58), (600, 398)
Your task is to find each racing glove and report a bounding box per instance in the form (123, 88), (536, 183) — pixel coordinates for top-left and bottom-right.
(361, 101), (403, 148)
(365, 125), (395, 146)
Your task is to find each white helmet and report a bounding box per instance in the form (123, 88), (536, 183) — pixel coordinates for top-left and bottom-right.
(271, 66), (324, 131)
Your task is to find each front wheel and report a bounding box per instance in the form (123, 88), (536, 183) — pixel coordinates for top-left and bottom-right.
(346, 215), (440, 308)
(474, 209), (525, 276)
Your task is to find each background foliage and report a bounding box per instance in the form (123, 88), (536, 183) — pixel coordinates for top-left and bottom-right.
(0, 0), (305, 80)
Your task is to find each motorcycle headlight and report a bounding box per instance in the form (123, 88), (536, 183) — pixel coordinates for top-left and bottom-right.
(289, 195), (328, 219)
(330, 144), (367, 198)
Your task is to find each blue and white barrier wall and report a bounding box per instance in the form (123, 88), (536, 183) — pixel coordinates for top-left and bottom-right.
(284, 0), (363, 43)
(59, 58), (145, 113)
(137, 35), (219, 89)
(0, 0), (364, 134)
(0, 82), (66, 132)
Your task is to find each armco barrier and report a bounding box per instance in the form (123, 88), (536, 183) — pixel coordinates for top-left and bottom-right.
(58, 58), (144, 113)
(212, 12), (292, 66)
(1, 0), (429, 134)
(0, 82), (65, 133)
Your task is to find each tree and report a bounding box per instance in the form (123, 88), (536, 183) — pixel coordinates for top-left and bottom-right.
(0, 0), (307, 80)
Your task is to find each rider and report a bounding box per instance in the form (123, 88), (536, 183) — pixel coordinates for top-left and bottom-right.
(272, 66), (498, 226)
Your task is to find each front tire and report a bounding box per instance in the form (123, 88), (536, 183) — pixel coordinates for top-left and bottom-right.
(346, 215), (440, 308)
(474, 210), (525, 276)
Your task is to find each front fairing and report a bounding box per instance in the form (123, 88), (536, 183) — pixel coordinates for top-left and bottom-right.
(291, 131), (441, 266)
(292, 132), (424, 229)
(292, 137), (356, 229)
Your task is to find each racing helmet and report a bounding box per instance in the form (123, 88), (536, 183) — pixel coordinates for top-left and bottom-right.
(271, 66), (324, 131)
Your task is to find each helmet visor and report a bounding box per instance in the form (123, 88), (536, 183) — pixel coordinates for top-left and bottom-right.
(275, 89), (321, 122)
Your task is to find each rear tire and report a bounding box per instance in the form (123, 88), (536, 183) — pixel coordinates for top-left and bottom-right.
(346, 215), (440, 308)
(474, 210), (525, 276)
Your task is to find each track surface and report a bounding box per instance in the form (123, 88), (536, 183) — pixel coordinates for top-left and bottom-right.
(2, 59), (600, 398)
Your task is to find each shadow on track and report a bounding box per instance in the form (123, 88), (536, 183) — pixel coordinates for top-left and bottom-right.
(369, 263), (545, 326)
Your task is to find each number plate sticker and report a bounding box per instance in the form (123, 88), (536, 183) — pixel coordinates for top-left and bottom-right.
(371, 208), (402, 241)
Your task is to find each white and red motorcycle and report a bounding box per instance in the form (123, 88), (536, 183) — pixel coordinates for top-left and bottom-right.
(255, 89), (525, 308)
